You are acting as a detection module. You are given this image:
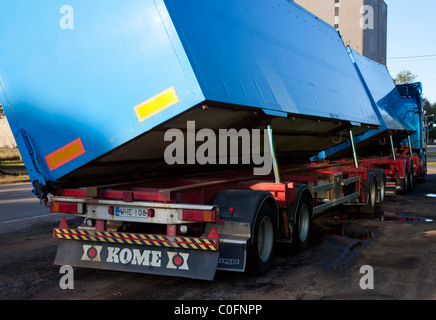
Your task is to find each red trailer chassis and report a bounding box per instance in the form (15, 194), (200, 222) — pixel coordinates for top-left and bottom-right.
(50, 159), (387, 280)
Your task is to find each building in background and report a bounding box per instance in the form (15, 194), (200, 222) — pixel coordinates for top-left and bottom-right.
(0, 116), (16, 148)
(294, 0), (387, 65)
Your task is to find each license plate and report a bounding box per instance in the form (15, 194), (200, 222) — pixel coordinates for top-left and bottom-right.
(115, 207), (149, 218)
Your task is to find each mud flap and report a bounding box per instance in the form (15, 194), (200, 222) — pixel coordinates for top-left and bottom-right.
(216, 240), (247, 272)
(54, 239), (220, 281)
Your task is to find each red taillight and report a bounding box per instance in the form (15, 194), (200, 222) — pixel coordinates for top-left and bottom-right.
(50, 202), (82, 214)
(147, 208), (155, 217)
(108, 206), (114, 215)
(180, 209), (218, 222)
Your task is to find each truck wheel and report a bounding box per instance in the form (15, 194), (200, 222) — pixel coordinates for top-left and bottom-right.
(246, 202), (276, 275)
(418, 159), (427, 183)
(375, 175), (386, 208)
(379, 175), (386, 203)
(402, 168), (410, 194)
(421, 158), (427, 182)
(408, 169), (414, 192)
(291, 193), (312, 253)
(361, 176), (377, 215)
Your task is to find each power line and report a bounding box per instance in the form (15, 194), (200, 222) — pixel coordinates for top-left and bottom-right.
(388, 54), (436, 60)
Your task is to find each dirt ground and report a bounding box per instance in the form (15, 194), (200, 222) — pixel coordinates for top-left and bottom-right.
(1, 167), (436, 301)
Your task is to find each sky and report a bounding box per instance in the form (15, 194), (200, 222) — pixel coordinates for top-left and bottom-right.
(384, 0), (436, 103)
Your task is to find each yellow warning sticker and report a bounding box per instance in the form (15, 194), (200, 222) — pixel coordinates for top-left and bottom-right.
(134, 87), (179, 123)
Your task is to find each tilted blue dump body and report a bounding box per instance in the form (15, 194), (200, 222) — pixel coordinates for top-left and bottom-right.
(348, 47), (414, 133)
(316, 47), (415, 160)
(0, 0), (381, 196)
(396, 83), (425, 151)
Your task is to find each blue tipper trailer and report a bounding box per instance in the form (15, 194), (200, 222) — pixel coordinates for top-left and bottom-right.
(0, 0), (400, 280)
(314, 46), (415, 161)
(0, 0), (379, 198)
(314, 47), (431, 195)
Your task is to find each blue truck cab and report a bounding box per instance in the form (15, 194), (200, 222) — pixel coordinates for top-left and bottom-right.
(397, 82), (434, 180)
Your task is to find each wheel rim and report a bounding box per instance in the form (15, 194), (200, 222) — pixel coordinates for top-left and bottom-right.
(405, 170), (409, 190)
(370, 179), (377, 208)
(299, 204), (310, 242)
(257, 216), (274, 262)
(380, 178), (385, 203)
(409, 171), (413, 189)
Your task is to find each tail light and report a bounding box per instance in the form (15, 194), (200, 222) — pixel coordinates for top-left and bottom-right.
(147, 208), (155, 217)
(50, 202), (83, 214)
(179, 209), (218, 223)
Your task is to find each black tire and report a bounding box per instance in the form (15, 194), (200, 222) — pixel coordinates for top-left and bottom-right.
(417, 158), (427, 183)
(290, 193), (313, 253)
(402, 168), (410, 194)
(376, 175), (386, 208)
(422, 158), (427, 182)
(361, 176), (377, 215)
(408, 169), (414, 192)
(246, 202), (276, 275)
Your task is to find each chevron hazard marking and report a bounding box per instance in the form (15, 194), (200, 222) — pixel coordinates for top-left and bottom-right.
(53, 228), (219, 251)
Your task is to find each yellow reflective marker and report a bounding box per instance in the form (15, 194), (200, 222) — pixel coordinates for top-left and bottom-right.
(134, 87), (179, 123)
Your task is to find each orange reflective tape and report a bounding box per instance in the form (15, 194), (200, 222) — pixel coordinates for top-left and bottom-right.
(50, 202), (60, 213)
(204, 210), (211, 222)
(134, 87), (179, 123)
(45, 138), (85, 171)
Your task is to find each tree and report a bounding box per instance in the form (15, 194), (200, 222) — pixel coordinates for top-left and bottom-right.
(393, 70), (417, 85)
(423, 97), (436, 141)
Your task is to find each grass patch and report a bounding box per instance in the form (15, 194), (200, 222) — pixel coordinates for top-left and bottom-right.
(0, 148), (29, 184)
(427, 151), (436, 157)
(0, 148), (22, 161)
(428, 162), (436, 167)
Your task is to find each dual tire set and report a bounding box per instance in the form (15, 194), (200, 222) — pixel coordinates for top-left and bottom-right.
(246, 194), (312, 276)
(245, 169), (388, 275)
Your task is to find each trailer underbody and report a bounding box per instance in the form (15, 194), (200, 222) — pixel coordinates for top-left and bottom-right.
(50, 159), (396, 280)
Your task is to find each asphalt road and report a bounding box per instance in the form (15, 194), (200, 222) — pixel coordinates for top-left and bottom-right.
(0, 183), (63, 233)
(1, 168), (436, 302)
(428, 144), (436, 162)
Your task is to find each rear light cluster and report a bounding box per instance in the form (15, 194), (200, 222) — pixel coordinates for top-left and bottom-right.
(179, 209), (218, 223)
(50, 202), (216, 223)
(50, 202), (83, 214)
